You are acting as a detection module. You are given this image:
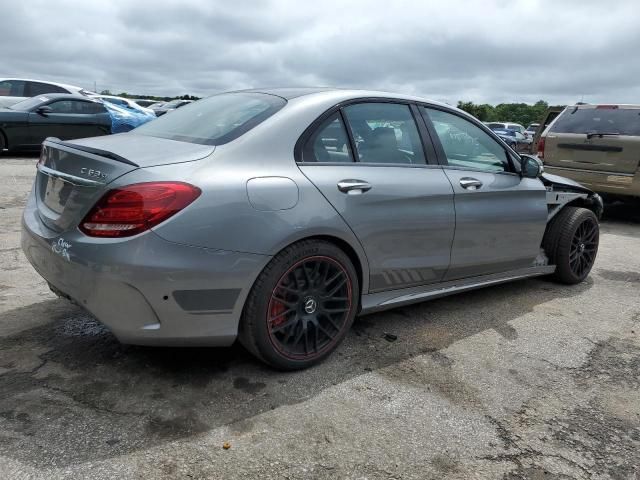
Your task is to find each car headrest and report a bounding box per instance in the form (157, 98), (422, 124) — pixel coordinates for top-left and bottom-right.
(371, 127), (398, 149)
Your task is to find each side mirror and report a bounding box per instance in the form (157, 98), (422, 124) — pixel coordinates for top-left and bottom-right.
(36, 106), (53, 116)
(520, 154), (544, 178)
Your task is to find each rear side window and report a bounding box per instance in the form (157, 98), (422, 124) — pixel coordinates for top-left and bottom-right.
(134, 93), (286, 145)
(27, 82), (67, 96)
(550, 107), (640, 136)
(342, 103), (427, 164)
(302, 113), (354, 163)
(0, 80), (25, 96)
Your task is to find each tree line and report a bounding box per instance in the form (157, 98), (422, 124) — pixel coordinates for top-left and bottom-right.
(100, 90), (200, 102)
(456, 100), (559, 127)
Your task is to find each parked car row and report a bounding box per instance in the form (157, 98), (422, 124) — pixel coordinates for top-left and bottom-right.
(0, 94), (155, 153)
(0, 77), (194, 153)
(485, 122), (531, 151)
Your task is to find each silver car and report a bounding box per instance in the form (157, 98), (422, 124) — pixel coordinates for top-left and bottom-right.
(22, 88), (603, 370)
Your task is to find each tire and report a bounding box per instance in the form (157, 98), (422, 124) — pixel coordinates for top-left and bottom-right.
(543, 207), (599, 284)
(239, 240), (359, 370)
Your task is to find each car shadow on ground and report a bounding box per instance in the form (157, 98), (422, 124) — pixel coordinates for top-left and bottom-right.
(601, 198), (640, 223)
(0, 275), (594, 468)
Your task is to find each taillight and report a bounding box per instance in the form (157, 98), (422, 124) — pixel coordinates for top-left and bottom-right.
(80, 182), (201, 238)
(537, 136), (546, 159)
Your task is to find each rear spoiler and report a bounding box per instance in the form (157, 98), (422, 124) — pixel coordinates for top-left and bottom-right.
(43, 138), (139, 167)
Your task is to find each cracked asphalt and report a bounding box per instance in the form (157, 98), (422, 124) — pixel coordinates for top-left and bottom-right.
(1, 156), (639, 479)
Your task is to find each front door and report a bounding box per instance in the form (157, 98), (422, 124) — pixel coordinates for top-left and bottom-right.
(421, 106), (548, 280)
(28, 99), (110, 146)
(298, 102), (456, 293)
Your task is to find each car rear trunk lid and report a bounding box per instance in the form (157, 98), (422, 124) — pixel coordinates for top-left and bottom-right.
(35, 136), (214, 233)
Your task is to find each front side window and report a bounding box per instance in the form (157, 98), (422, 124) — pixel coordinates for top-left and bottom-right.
(302, 113), (354, 163)
(48, 100), (103, 114)
(134, 93), (286, 145)
(342, 103), (427, 164)
(424, 108), (511, 173)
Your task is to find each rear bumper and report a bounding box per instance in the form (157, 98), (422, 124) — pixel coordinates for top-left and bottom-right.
(21, 194), (270, 346)
(544, 166), (640, 198)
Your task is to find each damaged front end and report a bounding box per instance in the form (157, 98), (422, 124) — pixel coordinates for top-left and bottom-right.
(541, 172), (604, 221)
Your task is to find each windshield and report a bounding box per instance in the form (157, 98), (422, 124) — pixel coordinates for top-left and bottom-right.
(9, 96), (50, 111)
(550, 107), (640, 136)
(134, 92), (286, 145)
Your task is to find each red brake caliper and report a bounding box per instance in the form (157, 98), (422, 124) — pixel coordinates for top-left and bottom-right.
(270, 297), (287, 327)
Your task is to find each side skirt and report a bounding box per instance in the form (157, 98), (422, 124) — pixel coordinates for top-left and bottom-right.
(360, 265), (556, 315)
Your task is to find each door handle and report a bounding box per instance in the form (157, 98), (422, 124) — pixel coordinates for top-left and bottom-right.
(459, 177), (483, 190)
(337, 179), (372, 194)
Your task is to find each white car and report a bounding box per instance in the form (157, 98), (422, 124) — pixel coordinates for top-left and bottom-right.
(91, 95), (156, 116)
(486, 122), (531, 143)
(0, 78), (91, 108)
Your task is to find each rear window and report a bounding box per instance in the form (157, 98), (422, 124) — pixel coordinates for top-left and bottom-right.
(134, 93), (286, 145)
(550, 107), (640, 136)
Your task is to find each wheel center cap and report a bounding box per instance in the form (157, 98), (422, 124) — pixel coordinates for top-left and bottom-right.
(304, 297), (317, 314)
(579, 243), (585, 253)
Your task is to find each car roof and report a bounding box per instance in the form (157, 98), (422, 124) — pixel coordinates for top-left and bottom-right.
(234, 87), (457, 111)
(0, 78), (84, 91)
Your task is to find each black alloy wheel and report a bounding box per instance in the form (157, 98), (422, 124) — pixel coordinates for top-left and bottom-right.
(267, 256), (352, 360)
(239, 240), (359, 370)
(569, 216), (598, 278)
(543, 206), (600, 284)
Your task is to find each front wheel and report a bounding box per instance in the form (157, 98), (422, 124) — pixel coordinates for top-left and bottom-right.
(239, 240), (359, 370)
(543, 207), (599, 284)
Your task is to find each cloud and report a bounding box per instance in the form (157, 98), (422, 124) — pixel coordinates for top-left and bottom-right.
(2, 0), (639, 104)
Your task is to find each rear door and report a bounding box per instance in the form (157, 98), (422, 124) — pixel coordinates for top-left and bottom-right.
(298, 101), (455, 293)
(422, 106), (547, 280)
(543, 105), (640, 175)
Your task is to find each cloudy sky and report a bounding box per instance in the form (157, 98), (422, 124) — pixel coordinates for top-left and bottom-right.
(2, 0), (639, 105)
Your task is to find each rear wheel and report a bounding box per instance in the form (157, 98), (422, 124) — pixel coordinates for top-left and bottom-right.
(239, 240), (359, 370)
(543, 207), (599, 284)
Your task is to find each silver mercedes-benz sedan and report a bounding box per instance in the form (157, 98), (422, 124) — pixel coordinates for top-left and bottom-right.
(21, 88), (603, 370)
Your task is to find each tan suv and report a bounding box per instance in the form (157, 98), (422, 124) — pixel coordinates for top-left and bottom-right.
(538, 104), (640, 199)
